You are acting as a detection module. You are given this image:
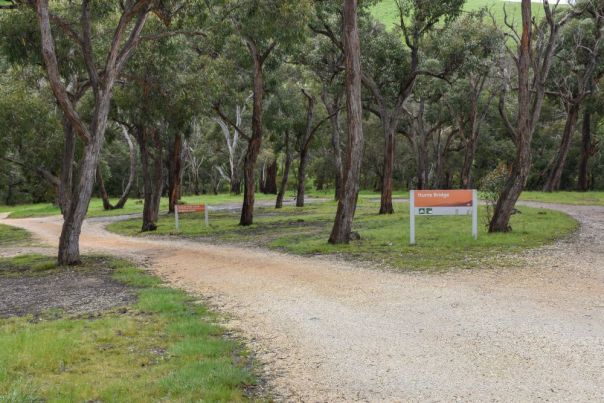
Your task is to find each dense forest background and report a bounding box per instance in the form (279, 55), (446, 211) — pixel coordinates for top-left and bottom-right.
(0, 0), (602, 248)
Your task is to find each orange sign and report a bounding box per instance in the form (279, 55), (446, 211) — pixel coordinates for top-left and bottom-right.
(176, 204), (205, 213)
(414, 190), (473, 208)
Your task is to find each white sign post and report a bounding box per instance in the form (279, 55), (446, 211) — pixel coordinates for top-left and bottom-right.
(409, 189), (478, 245)
(174, 204), (209, 233)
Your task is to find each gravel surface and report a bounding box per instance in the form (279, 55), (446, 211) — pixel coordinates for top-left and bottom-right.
(2, 203), (603, 402)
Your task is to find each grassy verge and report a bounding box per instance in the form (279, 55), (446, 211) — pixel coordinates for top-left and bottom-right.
(520, 191), (604, 206)
(108, 199), (577, 271)
(0, 255), (257, 402)
(0, 223), (30, 246)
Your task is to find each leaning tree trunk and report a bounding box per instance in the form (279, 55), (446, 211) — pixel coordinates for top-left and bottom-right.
(489, 0), (559, 232)
(96, 168), (113, 210)
(543, 104), (580, 192)
(168, 133), (183, 213)
(35, 0), (153, 264)
(276, 130), (292, 209)
(58, 131), (107, 265)
(138, 126), (163, 232)
(379, 125), (395, 214)
(329, 0), (364, 244)
(578, 109), (592, 192)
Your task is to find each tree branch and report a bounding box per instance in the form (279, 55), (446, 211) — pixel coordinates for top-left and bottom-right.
(213, 104), (250, 141)
(36, 0), (91, 144)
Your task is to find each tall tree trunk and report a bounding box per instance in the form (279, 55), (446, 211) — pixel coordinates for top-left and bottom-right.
(489, 0), (533, 233)
(36, 0), (153, 264)
(58, 133), (106, 265)
(379, 125), (395, 213)
(321, 87), (344, 201)
(296, 147), (309, 207)
(329, 0), (364, 244)
(138, 126), (163, 232)
(168, 133), (183, 213)
(264, 159), (278, 194)
(543, 104), (580, 192)
(296, 89), (318, 208)
(276, 130), (292, 209)
(460, 137), (476, 189)
(415, 137), (429, 190)
(240, 40), (268, 226)
(231, 176), (241, 194)
(578, 109), (592, 192)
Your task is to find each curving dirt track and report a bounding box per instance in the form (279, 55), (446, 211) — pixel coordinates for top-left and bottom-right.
(1, 203), (603, 402)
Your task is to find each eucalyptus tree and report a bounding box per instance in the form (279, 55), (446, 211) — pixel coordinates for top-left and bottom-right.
(213, 0), (312, 226)
(359, 0), (463, 213)
(490, 0), (573, 232)
(264, 69), (304, 209)
(436, 12), (505, 189)
(112, 28), (200, 231)
(542, 0), (603, 192)
(328, 0), (364, 244)
(1, 1), (165, 263)
(0, 3), (90, 216)
(303, 30), (346, 200)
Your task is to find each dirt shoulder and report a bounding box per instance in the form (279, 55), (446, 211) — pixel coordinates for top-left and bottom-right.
(2, 203), (603, 402)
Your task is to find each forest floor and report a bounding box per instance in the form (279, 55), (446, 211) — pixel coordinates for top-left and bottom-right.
(1, 201), (603, 401)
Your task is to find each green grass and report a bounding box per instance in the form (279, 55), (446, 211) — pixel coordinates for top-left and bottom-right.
(371, 0), (549, 31)
(0, 223), (30, 246)
(0, 192), (289, 219)
(0, 255), (257, 402)
(520, 191), (604, 206)
(108, 198), (577, 271)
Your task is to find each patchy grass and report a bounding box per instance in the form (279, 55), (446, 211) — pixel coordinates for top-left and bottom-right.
(520, 191), (604, 206)
(108, 199), (577, 271)
(0, 223), (30, 246)
(0, 255), (258, 402)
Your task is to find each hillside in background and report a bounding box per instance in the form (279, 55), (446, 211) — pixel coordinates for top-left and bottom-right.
(371, 0), (549, 29)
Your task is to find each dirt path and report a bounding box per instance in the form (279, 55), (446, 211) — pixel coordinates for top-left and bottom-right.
(2, 204), (603, 402)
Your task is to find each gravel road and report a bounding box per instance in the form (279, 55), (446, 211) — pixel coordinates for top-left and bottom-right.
(2, 203), (603, 402)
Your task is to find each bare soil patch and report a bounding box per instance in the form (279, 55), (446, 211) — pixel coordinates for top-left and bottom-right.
(0, 257), (136, 318)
